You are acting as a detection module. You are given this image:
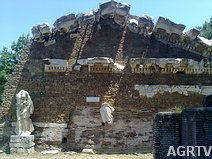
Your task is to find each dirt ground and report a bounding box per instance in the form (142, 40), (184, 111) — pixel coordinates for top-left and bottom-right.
(0, 152), (153, 159)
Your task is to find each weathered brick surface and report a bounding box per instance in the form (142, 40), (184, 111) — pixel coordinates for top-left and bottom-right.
(0, 18), (211, 152)
(182, 108), (212, 149)
(154, 108), (212, 159)
(5, 69), (206, 152)
(15, 72), (206, 123)
(153, 113), (181, 159)
(80, 19), (206, 61)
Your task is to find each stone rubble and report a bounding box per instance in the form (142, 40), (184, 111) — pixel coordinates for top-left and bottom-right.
(31, 1), (212, 59)
(41, 150), (59, 155)
(81, 148), (95, 154)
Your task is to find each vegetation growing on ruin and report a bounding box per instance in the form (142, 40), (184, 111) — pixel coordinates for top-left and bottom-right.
(0, 34), (29, 104)
(198, 17), (212, 39)
(166, 106), (184, 113)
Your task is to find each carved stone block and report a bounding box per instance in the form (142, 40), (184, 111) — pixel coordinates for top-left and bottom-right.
(10, 135), (35, 154)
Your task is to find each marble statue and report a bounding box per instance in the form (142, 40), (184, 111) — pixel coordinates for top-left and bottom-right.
(15, 90), (34, 136)
(100, 102), (114, 125)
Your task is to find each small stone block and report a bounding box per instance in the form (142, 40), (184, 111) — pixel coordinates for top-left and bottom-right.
(41, 150), (59, 155)
(10, 135), (35, 154)
(10, 147), (34, 154)
(82, 149), (95, 154)
(10, 141), (35, 148)
(10, 135), (34, 143)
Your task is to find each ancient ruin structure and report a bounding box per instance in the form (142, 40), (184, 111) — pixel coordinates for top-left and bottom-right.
(0, 0), (212, 154)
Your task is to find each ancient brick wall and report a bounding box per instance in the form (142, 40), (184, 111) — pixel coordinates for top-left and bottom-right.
(153, 108), (212, 159)
(0, 18), (211, 152)
(153, 113), (181, 159)
(80, 19), (206, 61)
(5, 61), (209, 152)
(14, 69), (210, 123)
(1, 53), (211, 152)
(27, 19), (208, 62)
(182, 108), (212, 149)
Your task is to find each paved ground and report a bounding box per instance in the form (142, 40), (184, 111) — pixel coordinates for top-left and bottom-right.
(0, 152), (153, 159)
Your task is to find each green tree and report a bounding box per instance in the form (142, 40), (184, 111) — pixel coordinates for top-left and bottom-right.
(11, 34), (30, 55)
(0, 34), (30, 104)
(0, 70), (7, 103)
(199, 17), (212, 39)
(0, 47), (17, 74)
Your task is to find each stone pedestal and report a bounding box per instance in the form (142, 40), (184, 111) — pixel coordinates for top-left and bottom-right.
(10, 135), (35, 154)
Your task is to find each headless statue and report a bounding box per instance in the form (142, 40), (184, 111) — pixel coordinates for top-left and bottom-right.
(100, 102), (114, 125)
(15, 90), (34, 136)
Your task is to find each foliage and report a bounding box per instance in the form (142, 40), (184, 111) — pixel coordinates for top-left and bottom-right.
(166, 106), (184, 113)
(0, 47), (17, 74)
(0, 70), (7, 103)
(198, 17), (212, 39)
(11, 34), (30, 58)
(0, 34), (30, 104)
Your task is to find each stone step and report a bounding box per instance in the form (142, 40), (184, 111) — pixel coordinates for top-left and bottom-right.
(10, 135), (34, 143)
(10, 142), (35, 148)
(10, 135), (35, 154)
(10, 147), (34, 154)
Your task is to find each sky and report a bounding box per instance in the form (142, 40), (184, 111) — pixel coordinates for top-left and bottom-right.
(0, 0), (212, 49)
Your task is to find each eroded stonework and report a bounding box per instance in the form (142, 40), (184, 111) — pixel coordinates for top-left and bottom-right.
(10, 135), (35, 154)
(135, 85), (212, 98)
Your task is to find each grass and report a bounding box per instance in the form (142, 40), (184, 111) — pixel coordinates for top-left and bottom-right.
(165, 106), (184, 113)
(0, 152), (153, 159)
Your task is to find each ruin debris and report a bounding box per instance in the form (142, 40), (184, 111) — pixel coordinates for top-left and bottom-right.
(185, 28), (200, 40)
(154, 16), (186, 36)
(138, 15), (154, 28)
(100, 0), (130, 26)
(53, 14), (78, 33)
(128, 19), (140, 33)
(30, 1), (212, 59)
(138, 15), (154, 35)
(76, 11), (96, 26)
(32, 23), (52, 42)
